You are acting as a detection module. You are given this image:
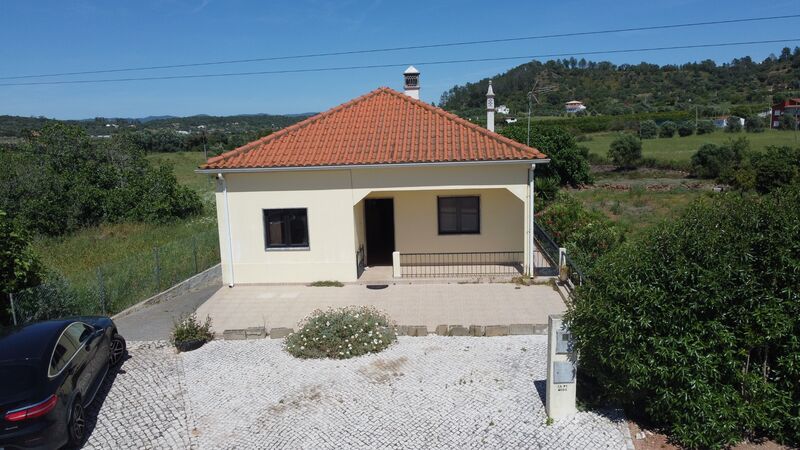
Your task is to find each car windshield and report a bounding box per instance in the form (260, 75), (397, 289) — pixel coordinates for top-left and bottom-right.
(0, 364), (37, 396)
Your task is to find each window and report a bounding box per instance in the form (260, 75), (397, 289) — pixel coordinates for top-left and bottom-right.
(65, 322), (93, 344)
(49, 330), (79, 377)
(263, 209), (309, 249)
(437, 196), (480, 235)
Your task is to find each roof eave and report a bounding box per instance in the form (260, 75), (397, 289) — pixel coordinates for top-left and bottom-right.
(195, 158), (550, 174)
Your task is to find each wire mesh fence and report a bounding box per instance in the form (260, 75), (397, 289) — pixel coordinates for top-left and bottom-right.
(65, 230), (220, 316)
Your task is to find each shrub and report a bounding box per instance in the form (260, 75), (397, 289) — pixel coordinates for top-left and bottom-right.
(13, 273), (80, 325)
(750, 146), (800, 194)
(285, 306), (397, 359)
(744, 115), (766, 133)
(171, 314), (214, 349)
(690, 137), (749, 179)
(779, 114), (798, 130)
(725, 115), (743, 133)
(639, 120), (657, 139)
(309, 280), (344, 287)
(658, 121), (677, 138)
(608, 134), (642, 169)
(566, 186), (800, 448)
(696, 120), (715, 135)
(677, 121), (694, 137)
(537, 193), (624, 270)
(500, 125), (592, 187)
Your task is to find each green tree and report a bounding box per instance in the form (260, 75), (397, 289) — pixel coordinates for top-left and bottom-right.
(658, 121), (677, 138)
(677, 121), (694, 137)
(608, 134), (642, 169)
(500, 125), (592, 187)
(744, 115), (765, 133)
(566, 186), (800, 449)
(690, 138), (748, 179)
(639, 120), (657, 139)
(0, 210), (42, 324)
(726, 116), (743, 133)
(696, 120), (715, 135)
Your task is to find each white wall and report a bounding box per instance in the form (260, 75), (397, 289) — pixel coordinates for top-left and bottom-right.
(215, 163), (533, 284)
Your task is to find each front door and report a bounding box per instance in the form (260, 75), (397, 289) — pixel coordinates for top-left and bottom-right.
(364, 198), (395, 265)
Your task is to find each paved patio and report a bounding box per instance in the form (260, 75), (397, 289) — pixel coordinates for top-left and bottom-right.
(83, 337), (627, 449)
(195, 282), (566, 334)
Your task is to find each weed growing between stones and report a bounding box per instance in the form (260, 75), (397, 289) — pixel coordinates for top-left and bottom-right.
(285, 306), (397, 359)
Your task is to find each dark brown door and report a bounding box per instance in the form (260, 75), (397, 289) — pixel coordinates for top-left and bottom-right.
(365, 198), (395, 265)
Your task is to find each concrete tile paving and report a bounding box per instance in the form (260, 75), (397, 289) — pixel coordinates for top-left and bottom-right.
(83, 336), (625, 449)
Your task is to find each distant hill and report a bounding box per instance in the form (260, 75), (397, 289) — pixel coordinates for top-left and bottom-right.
(0, 112), (313, 138)
(439, 46), (800, 119)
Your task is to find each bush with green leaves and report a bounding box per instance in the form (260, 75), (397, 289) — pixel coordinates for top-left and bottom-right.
(566, 186), (800, 449)
(12, 273), (80, 325)
(537, 193), (624, 270)
(658, 121), (677, 138)
(170, 314), (214, 347)
(500, 124), (592, 187)
(285, 306), (397, 359)
(744, 115), (765, 133)
(696, 119), (715, 135)
(607, 134), (642, 169)
(639, 120), (657, 139)
(676, 121), (694, 137)
(689, 138), (748, 179)
(725, 115), (743, 133)
(0, 124), (203, 236)
(1, 210), (43, 325)
(749, 146), (800, 194)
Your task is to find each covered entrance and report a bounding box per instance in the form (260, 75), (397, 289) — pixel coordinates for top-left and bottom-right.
(364, 198), (395, 266)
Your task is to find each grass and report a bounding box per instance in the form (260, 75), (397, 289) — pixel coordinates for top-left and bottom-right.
(30, 151), (220, 315)
(309, 280), (345, 287)
(581, 129), (799, 163)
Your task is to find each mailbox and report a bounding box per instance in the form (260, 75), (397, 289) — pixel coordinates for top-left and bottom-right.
(555, 330), (572, 354)
(553, 361), (576, 384)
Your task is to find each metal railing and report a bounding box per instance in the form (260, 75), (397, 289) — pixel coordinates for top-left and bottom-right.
(563, 252), (585, 287)
(399, 251), (524, 278)
(533, 223), (560, 277)
(355, 245), (365, 278)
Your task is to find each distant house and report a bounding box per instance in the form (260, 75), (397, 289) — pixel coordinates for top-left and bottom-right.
(771, 98), (800, 129)
(504, 117), (518, 124)
(565, 101), (586, 113)
(176, 130), (190, 135)
(712, 116), (745, 128)
(197, 68), (550, 284)
(496, 105), (510, 115)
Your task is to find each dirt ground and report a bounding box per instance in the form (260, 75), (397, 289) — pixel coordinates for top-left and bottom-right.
(629, 422), (791, 450)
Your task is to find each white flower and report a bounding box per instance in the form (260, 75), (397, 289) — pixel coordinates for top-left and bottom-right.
(300, 346), (305, 350)
(326, 321), (330, 326)
(373, 339), (378, 344)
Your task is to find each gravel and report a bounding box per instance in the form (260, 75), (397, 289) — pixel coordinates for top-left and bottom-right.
(82, 336), (626, 449)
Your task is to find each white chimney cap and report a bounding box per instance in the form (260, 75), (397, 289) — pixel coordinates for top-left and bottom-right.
(404, 65), (420, 75)
(486, 80), (495, 97)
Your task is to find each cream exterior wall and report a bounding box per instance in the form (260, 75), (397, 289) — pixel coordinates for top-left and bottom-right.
(214, 163), (534, 284)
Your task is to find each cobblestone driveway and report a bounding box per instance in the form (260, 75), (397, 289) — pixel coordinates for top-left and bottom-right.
(84, 337), (626, 449)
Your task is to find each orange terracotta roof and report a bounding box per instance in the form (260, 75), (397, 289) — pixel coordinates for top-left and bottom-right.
(202, 87), (546, 170)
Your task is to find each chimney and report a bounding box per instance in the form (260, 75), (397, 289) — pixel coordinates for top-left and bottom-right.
(403, 66), (420, 99)
(486, 80), (495, 132)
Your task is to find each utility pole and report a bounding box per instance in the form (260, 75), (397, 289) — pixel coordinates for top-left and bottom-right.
(202, 129), (208, 160)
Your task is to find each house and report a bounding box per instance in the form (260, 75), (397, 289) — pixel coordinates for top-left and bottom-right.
(771, 98), (800, 129)
(565, 100), (586, 113)
(496, 105), (510, 115)
(712, 116), (745, 128)
(197, 68), (549, 285)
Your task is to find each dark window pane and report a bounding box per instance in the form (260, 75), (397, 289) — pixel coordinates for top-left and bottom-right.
(438, 196), (480, 234)
(264, 209), (309, 248)
(50, 333), (78, 376)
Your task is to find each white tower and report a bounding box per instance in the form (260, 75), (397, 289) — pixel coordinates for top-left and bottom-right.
(486, 80), (496, 132)
(403, 66), (420, 99)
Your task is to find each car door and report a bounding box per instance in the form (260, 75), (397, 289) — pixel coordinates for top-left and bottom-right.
(61, 323), (95, 399)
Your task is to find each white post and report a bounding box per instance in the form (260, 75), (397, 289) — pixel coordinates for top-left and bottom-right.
(527, 165), (536, 276)
(558, 247), (568, 282)
(546, 314), (577, 420)
(219, 174), (235, 287)
(392, 251), (401, 278)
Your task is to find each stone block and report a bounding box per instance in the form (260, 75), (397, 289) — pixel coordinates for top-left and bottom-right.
(395, 325), (408, 336)
(448, 325), (468, 336)
(484, 325), (509, 337)
(509, 324), (535, 335)
(468, 325), (484, 337)
(407, 326), (428, 337)
(222, 329), (246, 340)
(269, 327), (293, 339)
(435, 324), (449, 336)
(532, 324), (548, 335)
(245, 327), (266, 339)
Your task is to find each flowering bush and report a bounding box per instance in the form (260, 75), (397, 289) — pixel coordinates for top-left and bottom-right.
(285, 306), (396, 359)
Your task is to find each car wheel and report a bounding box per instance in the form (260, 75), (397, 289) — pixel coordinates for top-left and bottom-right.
(67, 400), (86, 447)
(109, 334), (126, 367)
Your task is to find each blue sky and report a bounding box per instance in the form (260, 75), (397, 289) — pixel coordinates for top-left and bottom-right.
(0, 0), (797, 119)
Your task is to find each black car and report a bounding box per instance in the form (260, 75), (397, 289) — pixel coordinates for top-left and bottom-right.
(0, 317), (126, 450)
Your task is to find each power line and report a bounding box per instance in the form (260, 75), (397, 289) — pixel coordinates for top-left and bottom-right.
(0, 38), (796, 87)
(1, 14), (798, 80)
